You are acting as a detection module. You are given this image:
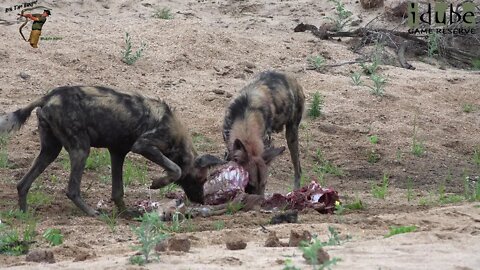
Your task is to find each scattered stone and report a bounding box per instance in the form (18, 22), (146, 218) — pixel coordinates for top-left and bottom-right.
(244, 68), (254, 74)
(270, 210), (298, 224)
(384, 0), (408, 18)
(226, 239), (247, 250)
(360, 0), (383, 9)
(226, 92), (233, 98)
(303, 247), (330, 265)
(205, 96), (216, 102)
(264, 231), (284, 247)
(350, 19), (362, 26)
(155, 240), (168, 252)
(19, 72), (30, 80)
(168, 236), (191, 252)
(141, 3), (153, 7)
(234, 73), (246, 79)
(289, 230), (312, 247)
(73, 250), (95, 262)
(212, 89), (225, 95)
(241, 62), (256, 69)
(26, 249), (55, 264)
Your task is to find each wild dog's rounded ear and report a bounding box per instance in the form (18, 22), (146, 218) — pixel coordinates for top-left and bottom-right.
(232, 139), (248, 164)
(262, 146), (286, 165)
(194, 154), (226, 169)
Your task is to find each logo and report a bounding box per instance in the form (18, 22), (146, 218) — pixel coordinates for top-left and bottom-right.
(407, 1), (477, 35)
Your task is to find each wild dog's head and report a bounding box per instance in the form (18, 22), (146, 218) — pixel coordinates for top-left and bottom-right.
(230, 139), (285, 195)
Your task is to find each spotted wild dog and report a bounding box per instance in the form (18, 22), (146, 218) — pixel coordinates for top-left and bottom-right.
(0, 86), (224, 217)
(223, 71), (305, 194)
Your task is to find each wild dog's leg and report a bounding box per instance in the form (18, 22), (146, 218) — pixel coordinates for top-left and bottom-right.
(131, 139), (181, 189)
(109, 150), (127, 212)
(65, 145), (97, 216)
(286, 122), (302, 189)
(17, 113), (62, 212)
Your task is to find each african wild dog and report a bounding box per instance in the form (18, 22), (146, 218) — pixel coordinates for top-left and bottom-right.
(223, 71), (305, 194)
(0, 86), (224, 216)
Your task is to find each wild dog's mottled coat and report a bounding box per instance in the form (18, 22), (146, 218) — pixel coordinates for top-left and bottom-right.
(223, 71), (305, 194)
(0, 86), (223, 216)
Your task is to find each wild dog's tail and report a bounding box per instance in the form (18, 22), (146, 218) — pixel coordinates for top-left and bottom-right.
(0, 96), (47, 134)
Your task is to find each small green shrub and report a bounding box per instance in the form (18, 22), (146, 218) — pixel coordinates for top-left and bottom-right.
(153, 7), (174, 19)
(462, 103), (474, 113)
(366, 149), (380, 164)
(473, 148), (480, 167)
(368, 74), (386, 96)
(351, 72), (362, 86)
(371, 173), (389, 199)
(385, 225), (417, 238)
(472, 59), (480, 70)
(27, 190), (53, 210)
(124, 159), (148, 187)
(0, 135), (9, 168)
(308, 92), (324, 119)
(213, 221), (225, 231)
(99, 209), (121, 233)
(406, 177), (414, 202)
(326, 0), (352, 31)
(307, 56), (326, 70)
(43, 228), (63, 246)
(226, 202), (244, 215)
(122, 32), (146, 65)
(85, 149), (110, 170)
(130, 212), (168, 265)
(344, 197), (365, 210)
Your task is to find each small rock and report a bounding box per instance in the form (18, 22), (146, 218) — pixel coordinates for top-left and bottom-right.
(19, 72), (30, 80)
(155, 240), (168, 252)
(289, 230), (312, 247)
(212, 89), (225, 95)
(168, 237), (191, 252)
(226, 92), (233, 98)
(244, 68), (254, 74)
(303, 247), (330, 264)
(384, 0), (408, 18)
(264, 231), (284, 247)
(242, 62), (256, 69)
(226, 239), (247, 250)
(270, 210), (298, 225)
(360, 0), (383, 9)
(26, 249), (55, 264)
(73, 250), (95, 262)
(205, 96), (216, 102)
(141, 3), (152, 7)
(234, 73), (246, 79)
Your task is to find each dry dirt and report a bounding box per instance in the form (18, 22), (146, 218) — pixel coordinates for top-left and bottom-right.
(1, 0), (480, 269)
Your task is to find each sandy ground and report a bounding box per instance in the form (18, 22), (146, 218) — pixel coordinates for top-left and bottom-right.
(0, 0), (480, 269)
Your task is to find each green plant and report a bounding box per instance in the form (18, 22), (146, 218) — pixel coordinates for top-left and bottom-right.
(371, 173), (389, 199)
(213, 220), (225, 231)
(385, 225), (417, 238)
(368, 135), (379, 144)
(308, 92), (324, 119)
(43, 228), (63, 246)
(360, 61), (378, 75)
(464, 175), (480, 201)
(473, 148), (480, 167)
(366, 149), (380, 164)
(226, 202), (244, 215)
(158, 183), (180, 198)
(462, 103), (474, 113)
(368, 74), (386, 96)
(122, 32), (146, 65)
(123, 159), (148, 187)
(300, 236), (341, 269)
(313, 150), (343, 177)
(0, 225), (33, 255)
(427, 32), (439, 57)
(27, 190), (53, 210)
(99, 209), (121, 233)
(130, 212), (168, 265)
(283, 258), (302, 270)
(406, 177), (414, 202)
(192, 133), (213, 152)
(0, 135), (9, 168)
(307, 55), (326, 70)
(439, 194), (464, 204)
(472, 58), (480, 70)
(85, 149), (110, 170)
(326, 0), (352, 31)
(411, 114), (425, 157)
(351, 72), (362, 86)
(344, 197), (365, 210)
(153, 7), (174, 19)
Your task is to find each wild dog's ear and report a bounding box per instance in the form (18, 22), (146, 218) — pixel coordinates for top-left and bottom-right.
(262, 146), (286, 165)
(232, 139), (248, 164)
(194, 154), (226, 168)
